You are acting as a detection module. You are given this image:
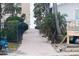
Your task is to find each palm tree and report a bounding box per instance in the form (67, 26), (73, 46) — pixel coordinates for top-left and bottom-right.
(34, 3), (67, 43)
(53, 3), (63, 42)
(40, 11), (67, 43)
(33, 3), (50, 29)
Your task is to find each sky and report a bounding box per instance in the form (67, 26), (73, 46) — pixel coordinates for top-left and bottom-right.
(30, 3), (36, 28)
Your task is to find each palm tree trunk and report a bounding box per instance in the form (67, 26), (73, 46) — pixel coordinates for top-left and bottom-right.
(53, 3), (62, 43)
(53, 3), (61, 35)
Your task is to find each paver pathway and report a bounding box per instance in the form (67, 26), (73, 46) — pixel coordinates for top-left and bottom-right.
(17, 29), (56, 56)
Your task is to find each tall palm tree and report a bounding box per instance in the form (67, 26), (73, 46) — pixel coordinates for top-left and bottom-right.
(53, 3), (61, 35)
(53, 3), (63, 42)
(34, 3), (66, 43)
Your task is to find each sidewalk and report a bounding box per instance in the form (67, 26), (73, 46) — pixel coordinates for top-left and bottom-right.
(17, 29), (57, 56)
(9, 29), (79, 56)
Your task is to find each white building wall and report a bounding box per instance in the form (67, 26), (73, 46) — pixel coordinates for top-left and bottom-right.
(58, 3), (79, 21)
(21, 3), (30, 27)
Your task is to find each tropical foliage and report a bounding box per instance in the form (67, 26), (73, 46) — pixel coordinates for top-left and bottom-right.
(34, 3), (50, 29)
(33, 3), (67, 43)
(3, 3), (21, 16)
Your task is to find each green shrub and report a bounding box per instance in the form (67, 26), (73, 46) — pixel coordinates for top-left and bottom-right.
(4, 16), (28, 43)
(4, 20), (19, 42)
(39, 12), (67, 43)
(4, 16), (20, 42)
(0, 29), (7, 37)
(6, 16), (20, 21)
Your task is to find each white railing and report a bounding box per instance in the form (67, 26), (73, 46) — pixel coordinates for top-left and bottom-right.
(67, 20), (79, 31)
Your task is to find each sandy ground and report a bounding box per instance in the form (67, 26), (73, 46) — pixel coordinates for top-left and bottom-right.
(8, 29), (79, 56)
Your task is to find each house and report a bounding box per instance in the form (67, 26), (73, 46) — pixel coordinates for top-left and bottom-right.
(57, 3), (79, 44)
(58, 3), (79, 21)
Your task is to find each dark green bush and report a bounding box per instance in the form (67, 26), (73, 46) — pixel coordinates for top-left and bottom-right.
(0, 29), (7, 37)
(6, 16), (21, 22)
(39, 12), (67, 43)
(4, 16), (28, 43)
(4, 20), (19, 42)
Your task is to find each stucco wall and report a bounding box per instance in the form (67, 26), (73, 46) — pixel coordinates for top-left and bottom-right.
(58, 3), (79, 21)
(21, 3), (30, 27)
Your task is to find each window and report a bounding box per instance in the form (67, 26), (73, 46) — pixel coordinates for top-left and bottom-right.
(76, 9), (79, 19)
